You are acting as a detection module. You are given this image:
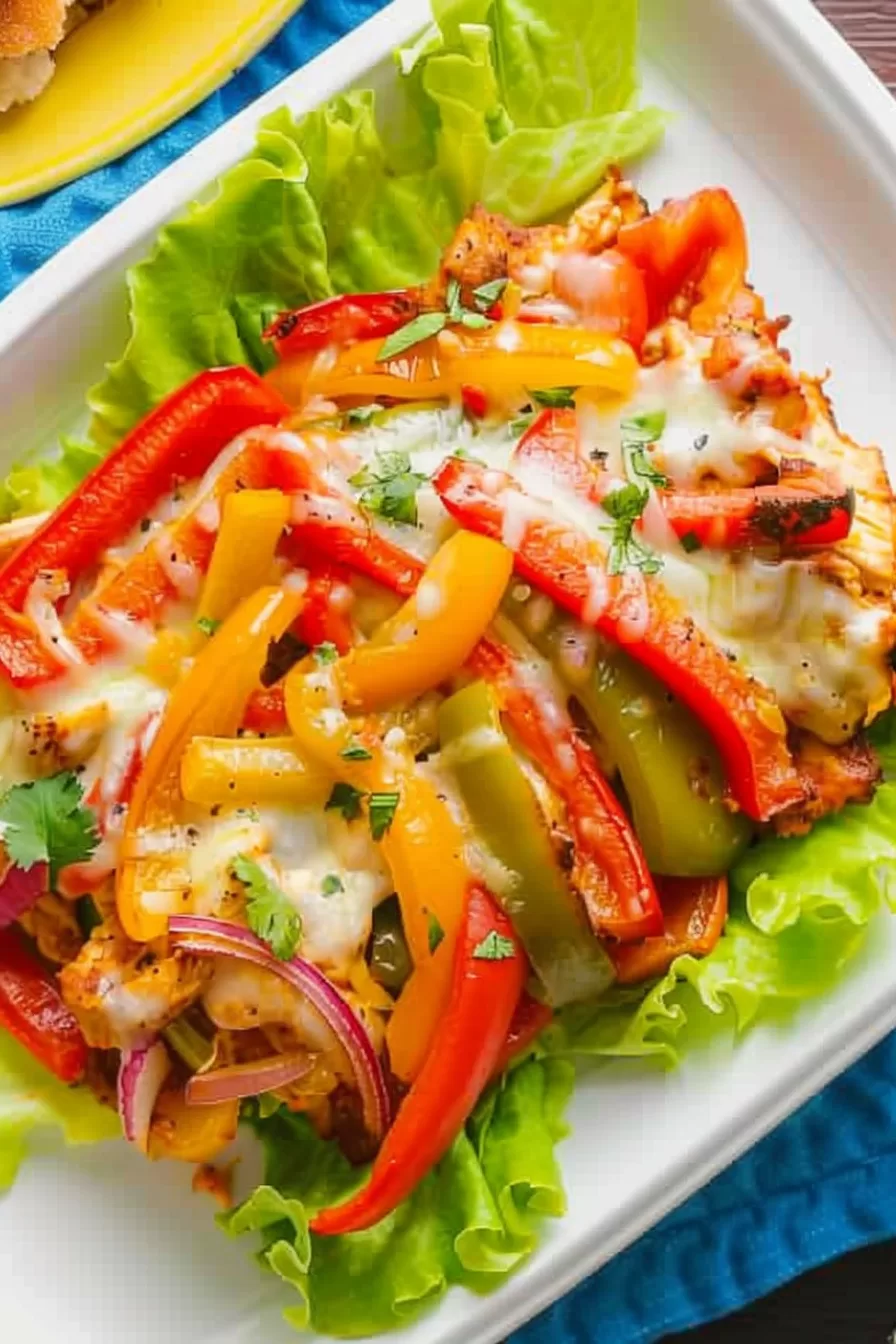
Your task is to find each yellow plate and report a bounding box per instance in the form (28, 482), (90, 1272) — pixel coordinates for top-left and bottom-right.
(0, 0), (307, 206)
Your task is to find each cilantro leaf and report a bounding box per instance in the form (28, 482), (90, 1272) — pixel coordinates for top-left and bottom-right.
(428, 913), (444, 954)
(232, 854), (301, 961)
(377, 312), (447, 361)
(0, 772), (99, 887)
(349, 449), (428, 527)
(472, 930), (516, 961)
(459, 311), (491, 330)
(445, 278), (463, 321)
(325, 782), (367, 822)
(195, 616), (221, 637)
(346, 404), (380, 426)
(340, 740), (373, 762)
(472, 278), (508, 310)
(313, 642), (339, 666)
(531, 387), (577, 409)
(321, 873), (344, 896)
(368, 791), (400, 841)
(621, 410), (669, 488)
(602, 484), (663, 577)
(680, 531), (702, 554)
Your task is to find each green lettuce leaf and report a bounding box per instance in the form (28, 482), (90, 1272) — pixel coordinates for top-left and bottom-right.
(0, 437), (103, 523)
(221, 1057), (573, 1336)
(78, 0), (665, 453)
(544, 782), (896, 1068)
(0, 1033), (119, 1188)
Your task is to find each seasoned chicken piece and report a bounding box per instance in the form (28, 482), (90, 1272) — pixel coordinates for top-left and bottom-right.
(775, 731), (882, 836)
(17, 891), (82, 965)
(60, 918), (210, 1049)
(435, 169), (648, 303)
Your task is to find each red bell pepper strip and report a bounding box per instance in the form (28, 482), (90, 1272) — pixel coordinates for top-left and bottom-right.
(552, 248), (649, 350)
(0, 368), (288, 615)
(616, 189), (763, 331)
(264, 290), (422, 359)
(0, 928), (88, 1083)
(514, 409), (853, 553)
(311, 884), (524, 1236)
(469, 636), (662, 941)
(284, 466), (659, 939)
(610, 875), (727, 985)
(662, 484), (855, 551)
(491, 994), (553, 1080)
(432, 456), (805, 822)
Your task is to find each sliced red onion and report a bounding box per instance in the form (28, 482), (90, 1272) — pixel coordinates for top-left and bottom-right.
(0, 861), (48, 928)
(118, 1039), (171, 1152)
(169, 916), (390, 1139)
(186, 1051), (313, 1107)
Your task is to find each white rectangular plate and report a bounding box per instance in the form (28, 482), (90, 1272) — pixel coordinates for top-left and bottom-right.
(2, 2), (896, 1340)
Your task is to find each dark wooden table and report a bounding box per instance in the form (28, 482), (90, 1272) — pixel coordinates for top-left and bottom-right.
(663, 3), (896, 1342)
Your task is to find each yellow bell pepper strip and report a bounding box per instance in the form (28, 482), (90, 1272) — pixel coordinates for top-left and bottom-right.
(336, 531), (514, 713)
(195, 489), (290, 634)
(273, 322), (638, 408)
(179, 736), (330, 808)
(434, 457), (806, 824)
(283, 665), (466, 973)
(312, 883), (525, 1237)
(268, 338), (449, 406)
(117, 585), (303, 943)
(438, 680), (616, 1006)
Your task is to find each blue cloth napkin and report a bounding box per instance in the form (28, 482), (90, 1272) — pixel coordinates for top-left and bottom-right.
(2, 2), (895, 1337)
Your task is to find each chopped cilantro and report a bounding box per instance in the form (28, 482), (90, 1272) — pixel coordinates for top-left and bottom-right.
(195, 616), (221, 637)
(510, 410), (536, 438)
(231, 854), (301, 961)
(0, 771), (98, 887)
(472, 930), (516, 961)
(313, 642), (339, 666)
(340, 740), (373, 762)
(368, 790), (400, 841)
(428, 913), (444, 954)
(350, 449), (428, 527)
(321, 873), (344, 897)
(472, 277), (508, 310)
(452, 447), (486, 466)
(531, 387), (577, 409)
(346, 404), (381, 426)
(680, 531), (703, 554)
(377, 312), (447, 361)
(602, 484), (663, 577)
(325, 782), (367, 822)
(621, 411), (669, 488)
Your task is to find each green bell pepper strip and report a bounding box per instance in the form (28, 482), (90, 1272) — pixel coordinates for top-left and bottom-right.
(368, 895), (413, 994)
(438, 680), (616, 1006)
(511, 597), (753, 876)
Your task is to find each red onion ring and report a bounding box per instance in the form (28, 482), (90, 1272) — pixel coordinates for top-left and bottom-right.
(0, 860), (47, 928)
(169, 915), (390, 1140)
(117, 1039), (171, 1151)
(186, 1050), (313, 1107)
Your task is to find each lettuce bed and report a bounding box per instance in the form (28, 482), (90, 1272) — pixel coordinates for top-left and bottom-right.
(0, 0), (893, 1336)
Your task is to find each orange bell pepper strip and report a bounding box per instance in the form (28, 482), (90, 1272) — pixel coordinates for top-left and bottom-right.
(312, 884), (525, 1236)
(433, 457), (805, 823)
(0, 368), (287, 616)
(116, 585), (303, 942)
(610, 875), (728, 985)
(264, 289), (423, 359)
(0, 928), (89, 1083)
(269, 337), (449, 405)
(334, 531), (513, 713)
(515, 408), (853, 554)
(616, 188), (762, 331)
